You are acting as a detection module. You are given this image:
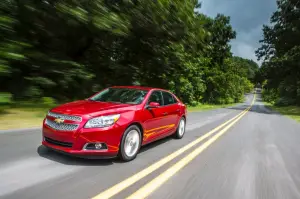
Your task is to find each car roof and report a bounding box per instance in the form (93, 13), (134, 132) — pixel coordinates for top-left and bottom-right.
(110, 85), (170, 92)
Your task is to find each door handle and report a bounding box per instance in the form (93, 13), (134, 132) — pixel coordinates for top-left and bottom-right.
(163, 112), (168, 116)
(176, 109), (180, 112)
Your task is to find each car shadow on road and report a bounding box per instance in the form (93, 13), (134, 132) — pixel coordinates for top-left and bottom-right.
(37, 135), (173, 166)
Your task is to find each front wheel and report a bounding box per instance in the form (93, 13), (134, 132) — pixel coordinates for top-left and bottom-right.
(174, 117), (186, 139)
(119, 125), (142, 162)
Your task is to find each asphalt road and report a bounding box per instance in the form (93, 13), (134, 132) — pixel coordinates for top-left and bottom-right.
(1, 92), (300, 199)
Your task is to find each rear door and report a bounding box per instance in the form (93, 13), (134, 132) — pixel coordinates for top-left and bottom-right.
(161, 91), (181, 134)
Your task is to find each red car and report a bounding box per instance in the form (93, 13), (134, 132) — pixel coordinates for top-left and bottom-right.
(42, 86), (187, 161)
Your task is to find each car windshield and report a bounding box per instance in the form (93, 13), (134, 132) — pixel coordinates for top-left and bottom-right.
(89, 88), (148, 105)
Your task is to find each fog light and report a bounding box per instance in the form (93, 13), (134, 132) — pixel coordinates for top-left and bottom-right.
(95, 143), (102, 149)
(83, 143), (108, 150)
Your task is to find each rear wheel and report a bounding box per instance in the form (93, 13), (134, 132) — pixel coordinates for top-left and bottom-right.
(174, 117), (186, 139)
(119, 125), (142, 161)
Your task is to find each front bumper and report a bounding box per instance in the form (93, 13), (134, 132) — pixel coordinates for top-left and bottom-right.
(42, 120), (126, 158)
(42, 144), (118, 159)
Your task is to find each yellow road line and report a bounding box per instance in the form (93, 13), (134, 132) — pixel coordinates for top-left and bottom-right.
(126, 94), (256, 199)
(92, 93), (256, 199)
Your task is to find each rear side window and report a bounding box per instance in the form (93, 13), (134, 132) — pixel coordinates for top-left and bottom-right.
(162, 91), (177, 105)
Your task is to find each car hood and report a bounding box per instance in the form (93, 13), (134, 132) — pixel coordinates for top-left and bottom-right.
(50, 100), (136, 116)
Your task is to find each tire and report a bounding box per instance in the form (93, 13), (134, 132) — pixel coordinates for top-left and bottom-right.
(119, 125), (142, 162)
(174, 117), (186, 139)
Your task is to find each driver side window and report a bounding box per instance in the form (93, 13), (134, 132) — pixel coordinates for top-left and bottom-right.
(148, 91), (163, 106)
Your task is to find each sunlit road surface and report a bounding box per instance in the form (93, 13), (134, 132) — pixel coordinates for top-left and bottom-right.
(1, 92), (300, 199)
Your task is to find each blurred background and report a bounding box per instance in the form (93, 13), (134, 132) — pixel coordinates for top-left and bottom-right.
(0, 0), (262, 129)
(2, 2), (300, 199)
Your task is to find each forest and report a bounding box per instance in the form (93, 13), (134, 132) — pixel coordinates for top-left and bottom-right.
(256, 0), (300, 106)
(0, 0), (259, 106)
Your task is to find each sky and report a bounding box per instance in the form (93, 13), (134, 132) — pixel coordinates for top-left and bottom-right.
(200, 0), (277, 64)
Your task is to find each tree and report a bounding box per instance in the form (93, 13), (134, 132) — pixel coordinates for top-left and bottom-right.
(256, 0), (300, 105)
(0, 0), (254, 105)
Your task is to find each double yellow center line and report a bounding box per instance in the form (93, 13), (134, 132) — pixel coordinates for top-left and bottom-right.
(93, 93), (256, 199)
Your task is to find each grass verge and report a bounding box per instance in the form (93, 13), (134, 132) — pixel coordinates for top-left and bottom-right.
(187, 103), (237, 112)
(0, 105), (51, 130)
(264, 102), (300, 123)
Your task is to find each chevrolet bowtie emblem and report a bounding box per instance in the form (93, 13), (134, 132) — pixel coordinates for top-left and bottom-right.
(54, 118), (64, 124)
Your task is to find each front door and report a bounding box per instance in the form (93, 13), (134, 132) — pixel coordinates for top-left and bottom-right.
(142, 91), (173, 143)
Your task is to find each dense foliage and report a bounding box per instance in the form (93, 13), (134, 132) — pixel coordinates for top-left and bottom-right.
(0, 0), (257, 105)
(256, 0), (300, 106)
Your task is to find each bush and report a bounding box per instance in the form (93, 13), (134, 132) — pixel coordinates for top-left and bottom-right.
(275, 97), (296, 106)
(204, 70), (250, 104)
(244, 80), (254, 93)
(0, 92), (12, 105)
(262, 88), (279, 104)
(24, 86), (43, 100)
(41, 97), (56, 107)
(190, 100), (200, 107)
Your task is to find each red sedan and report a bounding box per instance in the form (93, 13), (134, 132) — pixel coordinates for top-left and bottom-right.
(42, 86), (187, 161)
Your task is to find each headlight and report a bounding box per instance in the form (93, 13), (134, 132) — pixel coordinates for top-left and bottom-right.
(84, 114), (120, 128)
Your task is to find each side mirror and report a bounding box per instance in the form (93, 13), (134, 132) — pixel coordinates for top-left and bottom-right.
(147, 102), (160, 109)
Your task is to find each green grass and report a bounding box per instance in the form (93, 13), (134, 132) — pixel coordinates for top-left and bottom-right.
(187, 103), (236, 112)
(0, 103), (53, 130)
(264, 103), (300, 123)
(0, 93), (58, 130)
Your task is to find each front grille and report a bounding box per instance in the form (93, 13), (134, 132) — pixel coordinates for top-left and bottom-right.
(47, 111), (82, 122)
(45, 118), (79, 131)
(45, 137), (73, 148)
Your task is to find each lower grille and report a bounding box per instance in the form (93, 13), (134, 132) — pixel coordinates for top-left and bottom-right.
(45, 137), (73, 148)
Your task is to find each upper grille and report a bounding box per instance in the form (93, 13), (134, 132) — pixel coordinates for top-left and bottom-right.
(47, 111), (82, 122)
(45, 119), (79, 131)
